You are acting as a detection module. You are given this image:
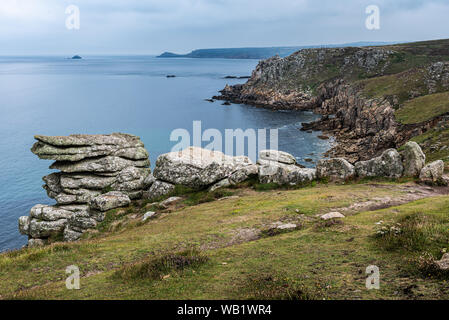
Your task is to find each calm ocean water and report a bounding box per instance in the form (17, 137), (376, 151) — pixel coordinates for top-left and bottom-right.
(0, 56), (332, 252)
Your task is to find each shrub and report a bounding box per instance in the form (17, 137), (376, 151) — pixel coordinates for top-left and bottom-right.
(113, 249), (208, 281)
(241, 274), (325, 300)
(374, 212), (449, 254)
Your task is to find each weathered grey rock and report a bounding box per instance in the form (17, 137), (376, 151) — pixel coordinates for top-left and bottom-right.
(63, 227), (83, 242)
(419, 160), (445, 184)
(60, 174), (116, 189)
(276, 223), (298, 230)
(258, 161), (316, 185)
(61, 187), (102, 197)
(211, 164), (259, 191)
(30, 204), (73, 221)
(435, 253), (449, 271)
(67, 214), (98, 233)
(159, 196), (183, 208)
(23, 133), (152, 245)
(29, 219), (67, 238)
(18, 216), (30, 235)
(316, 158), (355, 181)
(111, 167), (151, 192)
(143, 173), (156, 188)
(259, 150), (296, 165)
(32, 133), (148, 161)
(401, 142), (426, 177)
(355, 149), (404, 178)
(89, 191), (131, 212)
(142, 211), (156, 222)
(321, 212), (345, 220)
(55, 191), (100, 205)
(28, 239), (46, 247)
(50, 156), (150, 173)
(88, 210), (106, 222)
(210, 178), (232, 192)
(143, 180), (175, 200)
(126, 190), (144, 200)
(42, 173), (63, 198)
(153, 147), (253, 188)
(229, 164), (259, 184)
(59, 204), (89, 212)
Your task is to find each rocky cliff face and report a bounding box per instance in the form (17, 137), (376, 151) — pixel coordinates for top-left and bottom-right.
(215, 40), (449, 162)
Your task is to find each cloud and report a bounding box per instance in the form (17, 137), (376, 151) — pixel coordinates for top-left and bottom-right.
(0, 0), (448, 54)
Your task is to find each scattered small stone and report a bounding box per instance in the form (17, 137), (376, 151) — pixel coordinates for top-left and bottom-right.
(204, 99), (214, 103)
(142, 211), (156, 222)
(222, 101), (231, 106)
(321, 212), (345, 220)
(276, 223), (297, 230)
(435, 253), (449, 271)
(217, 196), (239, 201)
(159, 196), (183, 208)
(317, 135), (330, 140)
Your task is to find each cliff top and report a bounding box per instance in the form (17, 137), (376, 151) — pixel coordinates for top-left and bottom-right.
(2, 180), (448, 299)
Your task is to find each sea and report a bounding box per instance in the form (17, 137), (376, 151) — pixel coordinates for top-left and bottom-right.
(0, 56), (333, 252)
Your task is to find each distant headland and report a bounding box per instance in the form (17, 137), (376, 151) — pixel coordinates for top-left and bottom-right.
(157, 42), (396, 59)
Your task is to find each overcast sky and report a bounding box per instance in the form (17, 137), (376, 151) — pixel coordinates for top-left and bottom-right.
(0, 0), (448, 55)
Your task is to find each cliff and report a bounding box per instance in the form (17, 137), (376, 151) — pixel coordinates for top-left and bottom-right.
(215, 39), (449, 163)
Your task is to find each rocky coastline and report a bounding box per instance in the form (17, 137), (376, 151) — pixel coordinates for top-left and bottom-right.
(19, 133), (446, 247)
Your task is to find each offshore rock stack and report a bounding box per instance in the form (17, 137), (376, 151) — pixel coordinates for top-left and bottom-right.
(19, 133), (152, 246)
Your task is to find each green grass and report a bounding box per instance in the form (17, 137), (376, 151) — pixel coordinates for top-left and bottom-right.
(113, 248), (208, 281)
(1, 182), (449, 300)
(395, 92), (449, 124)
(359, 69), (427, 105)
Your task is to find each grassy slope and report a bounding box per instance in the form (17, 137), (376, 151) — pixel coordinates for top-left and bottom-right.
(1, 182), (448, 300)
(396, 92), (449, 124)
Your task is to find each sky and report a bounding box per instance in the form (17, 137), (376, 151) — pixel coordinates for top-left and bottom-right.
(0, 0), (448, 55)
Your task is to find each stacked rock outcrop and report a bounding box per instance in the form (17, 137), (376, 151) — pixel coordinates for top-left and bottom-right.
(145, 147), (257, 199)
(19, 133), (151, 245)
